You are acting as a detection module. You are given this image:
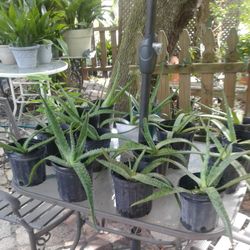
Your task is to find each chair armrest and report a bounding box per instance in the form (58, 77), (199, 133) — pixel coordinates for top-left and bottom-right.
(0, 190), (21, 215)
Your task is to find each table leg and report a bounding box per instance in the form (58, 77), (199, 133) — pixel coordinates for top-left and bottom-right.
(8, 78), (18, 117)
(70, 212), (85, 250)
(130, 227), (141, 250)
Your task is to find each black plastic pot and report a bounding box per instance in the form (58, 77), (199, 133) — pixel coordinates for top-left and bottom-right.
(77, 101), (114, 129)
(85, 127), (111, 172)
(234, 117), (250, 142)
(157, 120), (194, 169)
(35, 125), (59, 166)
(53, 163), (92, 202)
(112, 172), (153, 218)
(210, 145), (248, 193)
(6, 141), (46, 186)
(179, 174), (218, 233)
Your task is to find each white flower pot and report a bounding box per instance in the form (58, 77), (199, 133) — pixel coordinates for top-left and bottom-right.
(37, 44), (52, 64)
(9, 45), (40, 69)
(63, 28), (92, 57)
(0, 45), (16, 64)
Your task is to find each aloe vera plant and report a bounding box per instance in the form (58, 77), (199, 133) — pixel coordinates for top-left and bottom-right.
(0, 129), (54, 154)
(133, 120), (250, 244)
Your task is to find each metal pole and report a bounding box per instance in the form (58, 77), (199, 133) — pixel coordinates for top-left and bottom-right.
(130, 227), (141, 250)
(138, 0), (157, 143)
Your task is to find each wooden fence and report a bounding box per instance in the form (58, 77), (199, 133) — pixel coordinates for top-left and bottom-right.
(83, 26), (249, 117)
(130, 28), (250, 117)
(83, 25), (119, 78)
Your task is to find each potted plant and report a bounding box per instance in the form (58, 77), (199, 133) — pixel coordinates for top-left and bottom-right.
(31, 96), (121, 222)
(0, 2), (15, 64)
(132, 118), (196, 175)
(155, 112), (198, 169)
(57, 0), (104, 57)
(98, 149), (169, 218)
(0, 1), (63, 68)
(132, 123), (250, 246)
(0, 130), (54, 186)
(114, 76), (178, 137)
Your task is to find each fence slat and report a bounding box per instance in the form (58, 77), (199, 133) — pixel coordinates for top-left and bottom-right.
(200, 28), (216, 111)
(224, 28), (239, 108)
(99, 24), (108, 77)
(156, 30), (171, 117)
(179, 30), (191, 112)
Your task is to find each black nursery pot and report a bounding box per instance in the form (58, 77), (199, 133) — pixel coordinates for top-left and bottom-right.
(35, 125), (59, 166)
(210, 145), (248, 193)
(179, 174), (218, 233)
(112, 172), (153, 218)
(77, 101), (114, 129)
(234, 117), (250, 142)
(85, 127), (111, 172)
(6, 140), (46, 186)
(157, 120), (194, 169)
(53, 163), (93, 202)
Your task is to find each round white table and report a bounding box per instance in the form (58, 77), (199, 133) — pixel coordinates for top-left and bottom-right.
(0, 60), (68, 120)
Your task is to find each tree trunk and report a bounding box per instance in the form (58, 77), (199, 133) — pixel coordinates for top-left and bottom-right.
(111, 0), (201, 110)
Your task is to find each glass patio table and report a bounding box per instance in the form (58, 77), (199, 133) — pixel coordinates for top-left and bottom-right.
(12, 138), (247, 248)
(0, 61), (68, 120)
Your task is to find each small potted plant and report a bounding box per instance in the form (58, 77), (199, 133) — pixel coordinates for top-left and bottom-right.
(0, 130), (54, 186)
(155, 112), (198, 169)
(0, 1), (63, 68)
(31, 96), (118, 222)
(98, 149), (166, 218)
(57, 0), (105, 57)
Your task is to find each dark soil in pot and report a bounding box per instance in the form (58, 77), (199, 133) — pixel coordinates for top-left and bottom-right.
(53, 163), (93, 202)
(112, 172), (153, 218)
(157, 120), (194, 169)
(85, 127), (111, 172)
(178, 174), (218, 233)
(6, 139), (46, 186)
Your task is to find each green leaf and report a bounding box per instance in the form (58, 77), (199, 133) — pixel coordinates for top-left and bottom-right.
(132, 173), (172, 189)
(97, 158), (132, 179)
(133, 149), (146, 172)
(75, 115), (88, 157)
(41, 96), (70, 158)
(217, 173), (250, 191)
(142, 118), (156, 150)
(0, 141), (25, 154)
(205, 187), (233, 243)
(132, 187), (187, 206)
(72, 162), (96, 225)
(207, 150), (250, 187)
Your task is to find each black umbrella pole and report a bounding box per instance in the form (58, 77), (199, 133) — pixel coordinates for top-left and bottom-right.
(138, 0), (157, 143)
(138, 74), (152, 143)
